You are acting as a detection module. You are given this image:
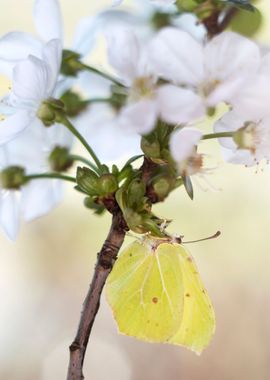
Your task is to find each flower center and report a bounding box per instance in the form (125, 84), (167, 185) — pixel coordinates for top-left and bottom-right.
(179, 149), (204, 177)
(129, 76), (155, 102)
(233, 121), (259, 153)
(199, 79), (221, 98)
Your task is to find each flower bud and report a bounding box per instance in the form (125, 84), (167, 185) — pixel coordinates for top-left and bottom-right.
(152, 176), (174, 201)
(141, 137), (161, 159)
(1, 166), (26, 189)
(176, 0), (200, 11)
(98, 174), (118, 196)
(127, 179), (146, 208)
(61, 91), (88, 117)
(61, 50), (82, 77)
(37, 103), (56, 127)
(151, 12), (172, 30)
(76, 167), (99, 196)
(49, 146), (73, 172)
(37, 99), (65, 127)
(123, 209), (143, 231)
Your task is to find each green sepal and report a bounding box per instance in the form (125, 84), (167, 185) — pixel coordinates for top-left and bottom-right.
(182, 175), (194, 200)
(182, 176), (194, 200)
(1, 166), (27, 190)
(84, 196), (106, 215)
(76, 167), (99, 196)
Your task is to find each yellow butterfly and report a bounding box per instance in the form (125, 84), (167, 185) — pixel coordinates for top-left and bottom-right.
(106, 238), (215, 354)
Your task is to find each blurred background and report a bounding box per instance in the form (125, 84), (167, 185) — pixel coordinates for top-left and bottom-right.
(1, 0), (270, 379)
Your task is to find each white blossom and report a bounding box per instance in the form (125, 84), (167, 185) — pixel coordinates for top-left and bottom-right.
(214, 110), (270, 166)
(0, 39), (62, 144)
(0, 122), (72, 240)
(0, 0), (100, 83)
(148, 28), (261, 121)
(105, 27), (203, 134)
(170, 127), (203, 176)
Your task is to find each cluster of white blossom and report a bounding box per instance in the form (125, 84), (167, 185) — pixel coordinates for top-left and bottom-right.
(0, 0), (269, 240)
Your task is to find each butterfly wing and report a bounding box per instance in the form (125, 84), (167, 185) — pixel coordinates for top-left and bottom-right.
(168, 244), (216, 354)
(106, 240), (184, 342)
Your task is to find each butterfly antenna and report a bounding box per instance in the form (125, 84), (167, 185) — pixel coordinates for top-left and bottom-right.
(183, 230), (221, 244)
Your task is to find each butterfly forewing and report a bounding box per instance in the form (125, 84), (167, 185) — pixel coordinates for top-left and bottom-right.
(106, 241), (184, 342)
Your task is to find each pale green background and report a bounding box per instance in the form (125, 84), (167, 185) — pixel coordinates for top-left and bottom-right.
(1, 1), (270, 379)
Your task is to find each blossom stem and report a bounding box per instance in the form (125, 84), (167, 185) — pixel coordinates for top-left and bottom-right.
(202, 132), (234, 140)
(69, 155), (99, 173)
(84, 97), (112, 105)
(25, 173), (76, 183)
(67, 210), (128, 380)
(60, 116), (103, 172)
(80, 63), (125, 88)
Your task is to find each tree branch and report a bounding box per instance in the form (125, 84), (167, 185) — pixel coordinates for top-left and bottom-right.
(66, 209), (128, 380)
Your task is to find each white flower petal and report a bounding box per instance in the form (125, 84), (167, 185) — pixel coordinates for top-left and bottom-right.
(72, 16), (101, 57)
(0, 32), (42, 77)
(0, 32), (41, 60)
(214, 111), (241, 150)
(148, 27), (204, 85)
(77, 71), (112, 98)
(0, 110), (32, 145)
(205, 32), (260, 104)
(173, 14), (206, 41)
(33, 0), (63, 42)
(13, 55), (50, 104)
(76, 103), (141, 162)
(157, 84), (205, 124)
(118, 99), (158, 135)
(170, 127), (202, 163)
(42, 39), (62, 95)
(22, 179), (62, 221)
(0, 191), (20, 240)
(232, 75), (270, 118)
(106, 27), (140, 83)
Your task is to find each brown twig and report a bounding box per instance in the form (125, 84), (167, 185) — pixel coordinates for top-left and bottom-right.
(66, 157), (161, 379)
(203, 7), (238, 37)
(66, 209), (128, 380)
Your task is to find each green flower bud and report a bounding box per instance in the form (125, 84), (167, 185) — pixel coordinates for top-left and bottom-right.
(123, 209), (143, 231)
(176, 0), (200, 11)
(61, 50), (83, 77)
(109, 90), (127, 111)
(76, 167), (99, 196)
(152, 176), (174, 201)
(1, 166), (26, 189)
(98, 174), (118, 196)
(127, 179), (146, 208)
(49, 146), (73, 172)
(61, 91), (88, 117)
(141, 137), (161, 159)
(37, 103), (56, 127)
(37, 98), (65, 127)
(151, 12), (172, 30)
